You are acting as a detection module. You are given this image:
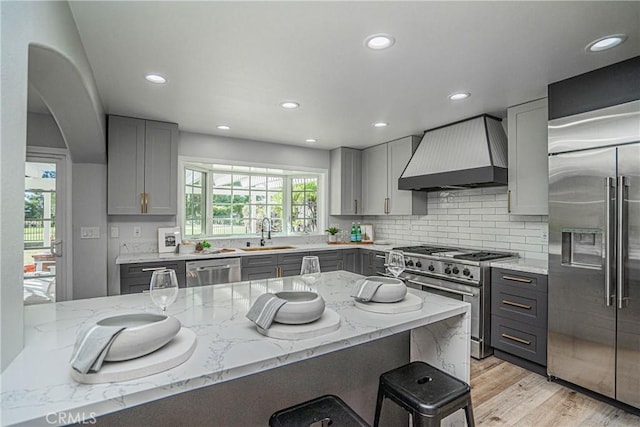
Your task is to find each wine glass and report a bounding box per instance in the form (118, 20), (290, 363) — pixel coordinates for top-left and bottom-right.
(149, 269), (179, 314)
(300, 256), (321, 287)
(387, 250), (406, 278)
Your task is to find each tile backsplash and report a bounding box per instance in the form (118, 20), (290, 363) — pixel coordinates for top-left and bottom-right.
(365, 187), (548, 260)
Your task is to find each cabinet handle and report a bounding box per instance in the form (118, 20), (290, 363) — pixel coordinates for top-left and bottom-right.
(141, 267), (167, 272)
(502, 300), (532, 310)
(384, 197), (389, 214)
(501, 333), (531, 346)
(354, 199), (358, 214)
(375, 255), (386, 259)
(502, 275), (532, 284)
(140, 193), (145, 213)
(507, 190), (511, 213)
(145, 192), (149, 213)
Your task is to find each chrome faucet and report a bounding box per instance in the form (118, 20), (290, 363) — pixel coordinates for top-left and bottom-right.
(260, 217), (271, 246)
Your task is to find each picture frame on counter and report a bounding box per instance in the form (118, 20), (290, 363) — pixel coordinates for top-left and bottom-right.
(361, 224), (374, 242)
(158, 227), (181, 253)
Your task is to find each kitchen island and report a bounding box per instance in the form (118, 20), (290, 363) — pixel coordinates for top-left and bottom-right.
(1, 271), (470, 426)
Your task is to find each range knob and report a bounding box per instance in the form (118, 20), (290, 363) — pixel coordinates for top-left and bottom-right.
(444, 267), (452, 275)
(463, 268), (471, 276)
(452, 266), (460, 275)
(406, 260), (414, 267)
(415, 261), (422, 268)
(428, 264), (435, 272)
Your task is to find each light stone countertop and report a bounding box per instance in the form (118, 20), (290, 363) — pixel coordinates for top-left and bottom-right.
(116, 242), (396, 264)
(0, 271), (469, 426)
(490, 257), (548, 275)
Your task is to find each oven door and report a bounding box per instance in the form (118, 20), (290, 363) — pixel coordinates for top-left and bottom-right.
(399, 273), (488, 349)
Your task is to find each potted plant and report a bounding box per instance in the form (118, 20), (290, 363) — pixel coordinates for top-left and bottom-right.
(325, 226), (340, 243)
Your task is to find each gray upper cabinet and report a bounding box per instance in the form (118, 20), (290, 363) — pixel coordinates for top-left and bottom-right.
(362, 136), (426, 216)
(507, 98), (549, 215)
(108, 115), (178, 215)
(330, 147), (362, 215)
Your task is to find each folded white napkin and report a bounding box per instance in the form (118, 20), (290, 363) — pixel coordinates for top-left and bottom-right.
(246, 293), (287, 329)
(69, 324), (126, 374)
(350, 279), (384, 302)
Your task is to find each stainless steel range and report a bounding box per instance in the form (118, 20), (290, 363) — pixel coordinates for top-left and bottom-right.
(383, 245), (517, 359)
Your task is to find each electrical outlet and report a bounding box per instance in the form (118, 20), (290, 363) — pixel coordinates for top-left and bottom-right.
(133, 226), (142, 238)
(110, 227), (119, 238)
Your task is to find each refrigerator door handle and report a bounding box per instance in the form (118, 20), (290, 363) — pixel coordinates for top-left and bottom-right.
(604, 177), (614, 306)
(617, 176), (628, 309)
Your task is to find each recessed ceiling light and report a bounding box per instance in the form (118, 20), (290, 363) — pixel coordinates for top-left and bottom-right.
(365, 33), (396, 50)
(586, 34), (627, 52)
(305, 138), (317, 144)
(217, 125), (230, 131)
(145, 74), (166, 84)
(448, 92), (471, 101)
(372, 122), (388, 128)
(281, 101), (300, 109)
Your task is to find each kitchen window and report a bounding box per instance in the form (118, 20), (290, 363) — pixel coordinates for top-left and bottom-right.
(181, 163), (324, 238)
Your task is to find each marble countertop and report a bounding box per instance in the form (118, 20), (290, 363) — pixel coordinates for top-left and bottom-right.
(0, 271), (469, 426)
(490, 257), (548, 275)
(116, 242), (395, 264)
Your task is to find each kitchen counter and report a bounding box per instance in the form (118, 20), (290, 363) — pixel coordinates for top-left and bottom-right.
(490, 257), (548, 275)
(0, 271), (470, 426)
(115, 242), (395, 264)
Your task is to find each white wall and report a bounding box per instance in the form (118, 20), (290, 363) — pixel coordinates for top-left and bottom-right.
(0, 1), (104, 371)
(27, 112), (67, 149)
(367, 187), (548, 259)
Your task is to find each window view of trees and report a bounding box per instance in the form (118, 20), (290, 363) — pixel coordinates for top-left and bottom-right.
(183, 165), (320, 237)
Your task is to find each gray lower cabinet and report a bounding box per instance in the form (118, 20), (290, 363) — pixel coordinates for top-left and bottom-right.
(360, 249), (387, 276)
(342, 249), (359, 273)
(491, 267), (548, 366)
(120, 261), (186, 294)
(241, 252), (310, 280)
(315, 250), (344, 272)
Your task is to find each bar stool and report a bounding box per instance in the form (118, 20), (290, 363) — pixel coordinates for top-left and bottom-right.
(270, 394), (369, 427)
(373, 361), (474, 427)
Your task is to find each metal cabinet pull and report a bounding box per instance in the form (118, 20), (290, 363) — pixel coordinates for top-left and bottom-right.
(502, 275), (532, 284)
(605, 177), (614, 306)
(354, 199), (358, 214)
(507, 190), (511, 213)
(384, 197), (390, 214)
(141, 267), (167, 272)
(196, 265), (230, 271)
(375, 254), (386, 259)
(145, 192), (149, 213)
(140, 193), (145, 213)
(502, 300), (532, 310)
(501, 333), (531, 346)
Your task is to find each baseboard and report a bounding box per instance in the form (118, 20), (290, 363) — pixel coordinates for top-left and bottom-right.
(493, 349), (546, 376)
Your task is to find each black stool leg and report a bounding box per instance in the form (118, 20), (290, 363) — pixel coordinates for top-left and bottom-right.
(414, 413), (439, 427)
(464, 397), (475, 427)
(373, 386), (385, 427)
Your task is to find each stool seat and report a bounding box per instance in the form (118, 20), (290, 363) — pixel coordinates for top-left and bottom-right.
(270, 394), (369, 427)
(374, 361), (474, 427)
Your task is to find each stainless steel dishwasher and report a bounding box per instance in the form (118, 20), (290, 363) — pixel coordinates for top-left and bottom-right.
(186, 258), (241, 287)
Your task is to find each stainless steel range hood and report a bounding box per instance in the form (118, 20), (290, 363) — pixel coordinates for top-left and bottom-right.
(398, 114), (508, 191)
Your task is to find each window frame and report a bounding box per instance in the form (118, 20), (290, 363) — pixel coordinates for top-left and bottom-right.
(178, 157), (327, 239)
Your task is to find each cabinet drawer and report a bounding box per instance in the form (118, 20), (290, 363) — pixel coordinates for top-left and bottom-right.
(277, 252), (309, 265)
(492, 268), (547, 292)
(372, 251), (386, 268)
(314, 250), (343, 261)
(121, 281), (152, 295)
(492, 283), (547, 328)
(242, 265), (277, 281)
(491, 315), (547, 366)
(121, 261), (185, 278)
(319, 259), (342, 272)
(242, 254), (278, 267)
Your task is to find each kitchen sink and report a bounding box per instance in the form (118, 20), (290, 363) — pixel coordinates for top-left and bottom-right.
(240, 246), (296, 252)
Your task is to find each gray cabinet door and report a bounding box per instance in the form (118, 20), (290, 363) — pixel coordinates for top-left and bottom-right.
(108, 116), (145, 214)
(330, 148), (362, 215)
(388, 136), (426, 215)
(362, 144), (387, 215)
(342, 249), (359, 273)
(507, 98), (548, 215)
(145, 120), (178, 214)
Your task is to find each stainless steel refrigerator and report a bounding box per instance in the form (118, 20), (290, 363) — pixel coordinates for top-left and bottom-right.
(548, 100), (639, 409)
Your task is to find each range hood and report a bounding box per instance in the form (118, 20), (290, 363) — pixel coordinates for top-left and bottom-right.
(398, 114), (508, 191)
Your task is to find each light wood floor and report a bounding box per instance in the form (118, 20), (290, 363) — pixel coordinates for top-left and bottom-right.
(470, 357), (640, 426)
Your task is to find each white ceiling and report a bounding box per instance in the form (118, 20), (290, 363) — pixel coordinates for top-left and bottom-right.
(67, 1), (640, 150)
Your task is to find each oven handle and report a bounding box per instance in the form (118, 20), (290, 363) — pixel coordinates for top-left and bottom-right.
(406, 279), (475, 297)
